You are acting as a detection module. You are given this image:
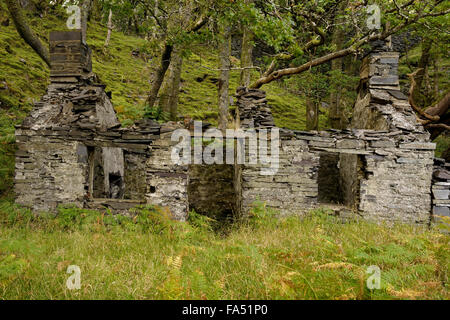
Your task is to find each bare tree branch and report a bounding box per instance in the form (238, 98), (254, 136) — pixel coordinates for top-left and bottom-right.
(407, 69), (440, 121)
(249, 6), (450, 88)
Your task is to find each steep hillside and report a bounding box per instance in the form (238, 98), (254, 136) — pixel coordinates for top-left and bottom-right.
(0, 9), (317, 196)
(0, 9), (313, 128)
(1, 7), (448, 197)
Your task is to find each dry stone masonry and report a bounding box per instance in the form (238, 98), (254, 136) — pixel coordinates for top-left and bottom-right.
(236, 87), (275, 129)
(14, 32), (446, 225)
(432, 158), (450, 223)
(15, 31), (187, 218)
(236, 43), (438, 224)
(237, 127), (435, 223)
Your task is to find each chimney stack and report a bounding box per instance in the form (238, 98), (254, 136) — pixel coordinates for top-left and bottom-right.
(49, 30), (92, 83)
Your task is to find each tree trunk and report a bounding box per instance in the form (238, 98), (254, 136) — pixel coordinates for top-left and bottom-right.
(442, 145), (450, 162)
(5, 0), (50, 67)
(408, 69), (449, 140)
(104, 9), (113, 48)
(218, 27), (231, 131)
(412, 39), (432, 104)
(91, 0), (102, 21)
(81, 0), (91, 44)
(329, 57), (343, 129)
(168, 52), (183, 120)
(433, 56), (439, 98)
(306, 97), (319, 131)
(134, 13), (140, 35)
(158, 48), (182, 119)
(144, 12), (206, 113)
(158, 71), (172, 116)
(239, 3), (253, 87)
(146, 43), (173, 109)
(328, 0), (347, 129)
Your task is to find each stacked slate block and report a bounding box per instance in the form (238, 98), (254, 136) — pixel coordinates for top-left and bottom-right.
(240, 134), (319, 216)
(236, 86), (275, 129)
(432, 158), (450, 225)
(352, 49), (425, 134)
(49, 30), (92, 82)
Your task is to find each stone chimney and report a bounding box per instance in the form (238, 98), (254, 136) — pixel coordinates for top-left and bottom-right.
(49, 30), (92, 83)
(235, 87), (275, 129)
(360, 50), (400, 91)
(350, 41), (424, 132)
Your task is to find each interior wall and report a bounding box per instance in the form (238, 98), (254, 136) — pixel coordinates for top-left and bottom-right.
(339, 153), (365, 209)
(89, 147), (105, 198)
(102, 147), (124, 198)
(123, 151), (147, 200)
(188, 164), (236, 219)
(317, 152), (343, 204)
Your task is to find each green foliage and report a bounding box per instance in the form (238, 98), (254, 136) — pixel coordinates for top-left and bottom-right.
(246, 200), (278, 228)
(0, 201), (187, 236)
(0, 201), (34, 227)
(143, 105), (170, 122)
(130, 205), (178, 235)
(436, 216), (450, 234)
(188, 210), (215, 233)
(0, 253), (28, 286)
(434, 135), (450, 158)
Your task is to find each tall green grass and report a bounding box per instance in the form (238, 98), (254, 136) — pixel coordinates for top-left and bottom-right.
(0, 201), (448, 300)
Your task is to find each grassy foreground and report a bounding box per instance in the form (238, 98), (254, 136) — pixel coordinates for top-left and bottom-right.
(0, 201), (448, 300)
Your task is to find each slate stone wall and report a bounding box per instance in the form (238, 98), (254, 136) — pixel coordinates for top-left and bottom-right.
(236, 87), (275, 129)
(14, 135), (87, 211)
(145, 131), (189, 221)
(123, 151), (148, 200)
(352, 51), (424, 133)
(238, 128), (435, 223)
(432, 158), (450, 223)
(49, 30), (92, 80)
(240, 135), (319, 216)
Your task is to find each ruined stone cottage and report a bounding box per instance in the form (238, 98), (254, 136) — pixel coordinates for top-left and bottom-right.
(14, 31), (449, 224)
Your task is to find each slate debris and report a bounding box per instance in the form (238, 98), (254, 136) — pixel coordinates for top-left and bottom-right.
(432, 158), (450, 224)
(236, 86), (275, 129)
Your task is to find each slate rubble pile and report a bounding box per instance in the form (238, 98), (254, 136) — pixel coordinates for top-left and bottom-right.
(432, 158), (450, 221)
(352, 51), (425, 134)
(236, 86), (275, 128)
(18, 76), (161, 152)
